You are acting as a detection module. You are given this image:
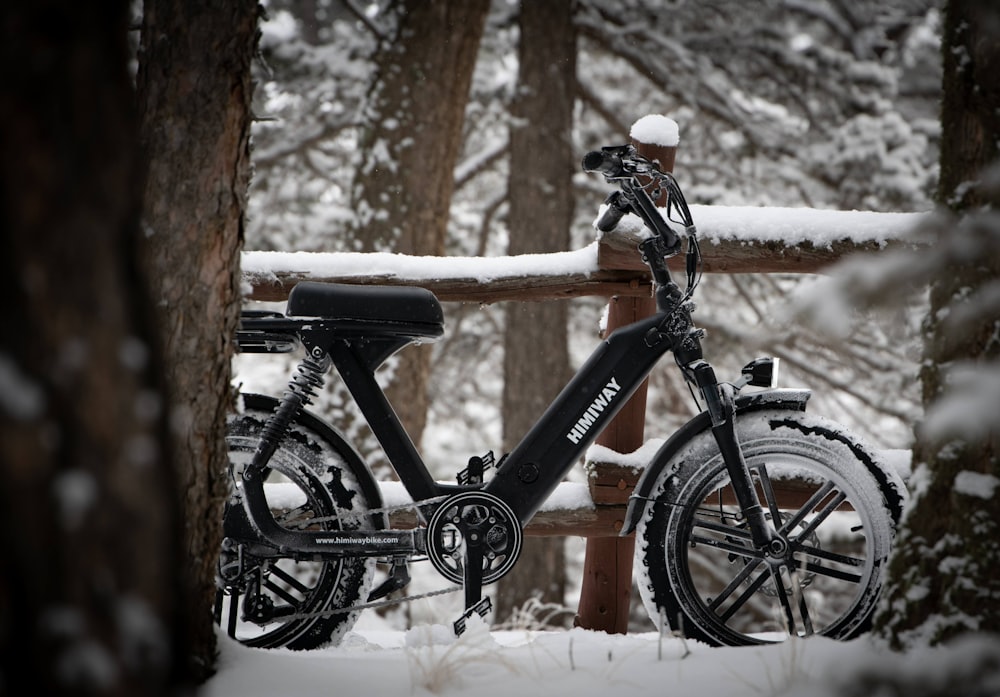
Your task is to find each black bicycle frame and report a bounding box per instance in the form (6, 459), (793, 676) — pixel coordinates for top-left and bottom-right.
(238, 302), (692, 557)
(485, 311), (683, 524)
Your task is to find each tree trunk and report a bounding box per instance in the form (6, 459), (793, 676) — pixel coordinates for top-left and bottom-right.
(494, 0), (577, 627)
(874, 0), (1000, 648)
(348, 0), (489, 451)
(0, 3), (186, 694)
(136, 0), (258, 679)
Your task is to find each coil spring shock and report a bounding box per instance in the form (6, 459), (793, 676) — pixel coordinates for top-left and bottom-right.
(246, 347), (331, 476)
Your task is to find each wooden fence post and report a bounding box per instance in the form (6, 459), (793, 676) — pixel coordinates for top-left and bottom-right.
(574, 118), (678, 634)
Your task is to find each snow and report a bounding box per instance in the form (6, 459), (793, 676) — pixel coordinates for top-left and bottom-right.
(242, 244), (600, 285)
(204, 620), (1000, 697)
(258, 9), (298, 48)
(629, 114), (680, 147)
(0, 352), (45, 420)
(880, 449), (914, 483)
(585, 439), (665, 472)
(690, 205), (921, 247)
(606, 204), (923, 248)
(53, 470), (97, 530)
(953, 470), (1000, 500)
(241, 205), (925, 287)
(922, 364), (1000, 444)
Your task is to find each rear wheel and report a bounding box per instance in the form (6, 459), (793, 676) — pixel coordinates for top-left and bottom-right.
(636, 410), (904, 646)
(214, 395), (379, 649)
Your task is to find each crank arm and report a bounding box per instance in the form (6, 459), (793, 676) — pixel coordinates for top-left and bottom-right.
(455, 542), (489, 636)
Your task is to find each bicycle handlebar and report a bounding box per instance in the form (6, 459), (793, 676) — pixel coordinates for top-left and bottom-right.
(583, 143), (703, 305)
(583, 144), (696, 236)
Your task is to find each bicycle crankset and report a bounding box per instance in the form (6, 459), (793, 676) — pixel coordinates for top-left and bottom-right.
(425, 491), (523, 586)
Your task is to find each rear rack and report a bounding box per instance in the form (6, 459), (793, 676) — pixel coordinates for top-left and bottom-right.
(236, 311), (299, 354)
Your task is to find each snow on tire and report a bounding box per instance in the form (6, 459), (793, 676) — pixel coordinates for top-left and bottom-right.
(635, 409), (905, 646)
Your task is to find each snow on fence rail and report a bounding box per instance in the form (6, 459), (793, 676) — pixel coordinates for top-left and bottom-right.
(241, 206), (924, 303)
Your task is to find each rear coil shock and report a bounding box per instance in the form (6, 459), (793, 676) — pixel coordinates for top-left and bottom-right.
(249, 348), (331, 473)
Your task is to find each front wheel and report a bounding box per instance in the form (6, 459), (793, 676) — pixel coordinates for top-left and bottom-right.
(635, 409), (905, 646)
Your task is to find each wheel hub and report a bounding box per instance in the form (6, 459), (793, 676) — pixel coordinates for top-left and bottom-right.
(765, 535), (789, 559)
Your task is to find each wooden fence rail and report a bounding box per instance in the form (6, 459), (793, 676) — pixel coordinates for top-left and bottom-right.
(241, 208), (922, 303)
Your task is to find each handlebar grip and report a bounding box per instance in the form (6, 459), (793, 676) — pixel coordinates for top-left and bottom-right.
(595, 190), (628, 232)
(596, 205), (625, 232)
(582, 150), (624, 177)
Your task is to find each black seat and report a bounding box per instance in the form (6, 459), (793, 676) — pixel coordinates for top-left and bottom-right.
(286, 282), (444, 336)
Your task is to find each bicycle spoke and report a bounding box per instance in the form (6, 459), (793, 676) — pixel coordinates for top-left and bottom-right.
(692, 516), (754, 541)
(269, 564), (312, 595)
(778, 480), (837, 534)
(795, 543), (865, 569)
(708, 557), (765, 613)
(770, 566), (797, 633)
(264, 578), (302, 607)
(789, 567), (815, 637)
(794, 490), (848, 540)
(694, 505), (745, 526)
(718, 564), (771, 623)
(691, 532), (760, 560)
(798, 558), (864, 584)
(769, 563), (817, 637)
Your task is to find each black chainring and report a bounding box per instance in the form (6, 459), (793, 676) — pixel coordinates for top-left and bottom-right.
(425, 492), (523, 586)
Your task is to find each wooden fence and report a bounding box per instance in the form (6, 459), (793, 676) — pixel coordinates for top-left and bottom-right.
(240, 133), (921, 634)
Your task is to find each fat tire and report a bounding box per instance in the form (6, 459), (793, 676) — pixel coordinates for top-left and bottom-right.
(214, 394), (379, 649)
(635, 409), (904, 646)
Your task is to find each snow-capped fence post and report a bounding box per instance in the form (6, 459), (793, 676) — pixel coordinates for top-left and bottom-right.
(574, 116), (679, 635)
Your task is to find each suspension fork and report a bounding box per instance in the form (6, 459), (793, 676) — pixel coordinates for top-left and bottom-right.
(688, 361), (777, 552)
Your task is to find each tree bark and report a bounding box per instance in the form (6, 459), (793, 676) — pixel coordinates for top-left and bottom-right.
(136, 0), (258, 679)
(494, 0), (577, 627)
(0, 3), (186, 694)
(347, 0), (489, 451)
(874, 0), (1000, 648)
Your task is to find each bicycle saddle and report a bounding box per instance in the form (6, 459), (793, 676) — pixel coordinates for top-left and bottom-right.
(286, 281), (444, 335)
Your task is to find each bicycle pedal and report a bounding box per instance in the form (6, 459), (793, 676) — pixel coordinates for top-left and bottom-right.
(453, 597), (492, 636)
(456, 451), (495, 485)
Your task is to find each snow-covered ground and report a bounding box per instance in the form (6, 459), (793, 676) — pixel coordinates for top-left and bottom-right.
(204, 617), (1000, 697)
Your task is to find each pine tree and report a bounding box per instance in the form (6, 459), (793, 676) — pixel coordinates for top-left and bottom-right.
(874, 0), (1000, 648)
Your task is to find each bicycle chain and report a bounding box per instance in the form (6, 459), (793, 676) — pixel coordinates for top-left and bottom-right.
(248, 583), (464, 623)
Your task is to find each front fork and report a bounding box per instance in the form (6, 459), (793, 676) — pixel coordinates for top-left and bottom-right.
(688, 361), (779, 554)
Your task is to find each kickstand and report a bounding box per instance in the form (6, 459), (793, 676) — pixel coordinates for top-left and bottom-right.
(368, 557), (411, 602)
